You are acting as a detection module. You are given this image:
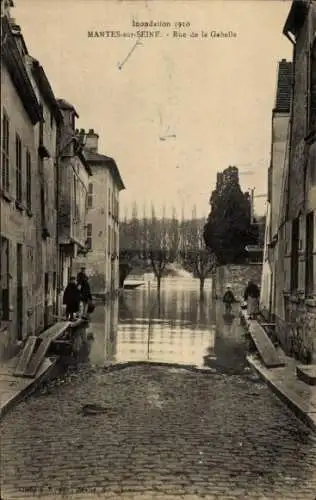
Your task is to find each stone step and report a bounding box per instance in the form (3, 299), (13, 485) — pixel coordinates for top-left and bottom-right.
(13, 336), (38, 377)
(296, 365), (316, 386)
(23, 322), (71, 378)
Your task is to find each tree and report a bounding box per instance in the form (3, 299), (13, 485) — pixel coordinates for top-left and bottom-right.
(119, 202), (141, 287)
(146, 205), (169, 292)
(204, 166), (258, 264)
(181, 208), (217, 292)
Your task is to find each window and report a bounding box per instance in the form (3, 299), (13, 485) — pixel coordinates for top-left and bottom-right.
(0, 237), (9, 321)
(15, 134), (22, 202)
(86, 223), (92, 250)
(290, 217), (299, 291)
(26, 150), (31, 210)
(73, 176), (79, 220)
(87, 182), (93, 208)
(309, 39), (316, 132)
(1, 110), (9, 192)
(305, 211), (314, 296)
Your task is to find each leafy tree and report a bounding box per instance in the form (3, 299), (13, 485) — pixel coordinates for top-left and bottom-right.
(203, 166), (258, 264)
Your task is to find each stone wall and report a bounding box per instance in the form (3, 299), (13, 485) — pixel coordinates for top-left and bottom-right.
(213, 264), (262, 300)
(276, 297), (316, 364)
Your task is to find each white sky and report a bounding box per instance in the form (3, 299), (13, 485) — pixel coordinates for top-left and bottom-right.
(14, 0), (292, 219)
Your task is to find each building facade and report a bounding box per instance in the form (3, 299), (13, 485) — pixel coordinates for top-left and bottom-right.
(56, 101), (91, 304)
(0, 2), (91, 359)
(260, 59), (293, 315)
(74, 129), (125, 296)
(0, 10), (51, 357)
(262, 0), (316, 363)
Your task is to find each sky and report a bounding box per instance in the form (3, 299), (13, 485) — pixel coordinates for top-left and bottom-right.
(13, 0), (293, 219)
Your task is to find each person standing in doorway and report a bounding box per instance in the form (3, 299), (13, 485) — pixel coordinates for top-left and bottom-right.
(243, 280), (260, 319)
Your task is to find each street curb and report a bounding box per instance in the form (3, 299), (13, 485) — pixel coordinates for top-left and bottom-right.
(246, 355), (316, 433)
(0, 358), (59, 421)
(103, 360), (217, 375)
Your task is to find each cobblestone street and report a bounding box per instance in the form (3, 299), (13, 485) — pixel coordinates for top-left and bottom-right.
(1, 364), (316, 500)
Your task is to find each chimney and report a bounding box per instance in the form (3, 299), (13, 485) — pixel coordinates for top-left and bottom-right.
(85, 128), (99, 153)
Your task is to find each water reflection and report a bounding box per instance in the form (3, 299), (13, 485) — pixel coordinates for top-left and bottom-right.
(87, 278), (247, 372)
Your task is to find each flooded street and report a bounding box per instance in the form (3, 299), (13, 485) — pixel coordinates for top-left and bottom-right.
(88, 277), (247, 373)
(1, 278), (316, 500)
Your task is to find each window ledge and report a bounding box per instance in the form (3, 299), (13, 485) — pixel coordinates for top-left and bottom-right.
(305, 298), (316, 307)
(1, 189), (13, 203)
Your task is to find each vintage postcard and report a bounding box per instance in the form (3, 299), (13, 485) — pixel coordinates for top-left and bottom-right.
(1, 0), (316, 499)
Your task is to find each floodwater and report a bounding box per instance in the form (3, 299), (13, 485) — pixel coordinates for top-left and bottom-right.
(81, 277), (248, 374)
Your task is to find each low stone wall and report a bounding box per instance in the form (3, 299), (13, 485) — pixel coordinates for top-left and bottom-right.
(213, 264), (262, 300)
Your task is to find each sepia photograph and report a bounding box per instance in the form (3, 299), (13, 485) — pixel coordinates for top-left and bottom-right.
(0, 0), (316, 499)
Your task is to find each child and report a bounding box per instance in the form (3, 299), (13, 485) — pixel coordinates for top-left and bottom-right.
(222, 285), (237, 312)
(63, 276), (80, 320)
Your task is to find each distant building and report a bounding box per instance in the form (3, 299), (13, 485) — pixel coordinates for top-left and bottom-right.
(56, 101), (92, 301)
(74, 129), (125, 296)
(262, 0), (316, 363)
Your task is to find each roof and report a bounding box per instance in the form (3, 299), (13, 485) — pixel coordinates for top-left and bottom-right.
(84, 150), (125, 190)
(283, 0), (310, 38)
(31, 59), (63, 125)
(56, 98), (79, 118)
(274, 59), (293, 113)
(1, 16), (42, 125)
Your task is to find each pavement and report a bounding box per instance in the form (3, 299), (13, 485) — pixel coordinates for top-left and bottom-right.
(1, 363), (316, 500)
(239, 311), (316, 432)
(0, 355), (57, 420)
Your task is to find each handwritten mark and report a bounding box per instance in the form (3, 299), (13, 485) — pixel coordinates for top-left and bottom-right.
(159, 134), (176, 141)
(118, 40), (142, 70)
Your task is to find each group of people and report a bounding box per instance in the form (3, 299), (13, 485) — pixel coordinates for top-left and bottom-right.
(62, 267), (93, 321)
(222, 280), (260, 319)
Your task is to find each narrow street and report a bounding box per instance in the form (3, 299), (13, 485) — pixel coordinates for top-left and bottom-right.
(1, 280), (316, 500)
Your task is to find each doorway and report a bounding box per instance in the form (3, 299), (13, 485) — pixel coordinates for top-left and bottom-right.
(16, 243), (23, 340)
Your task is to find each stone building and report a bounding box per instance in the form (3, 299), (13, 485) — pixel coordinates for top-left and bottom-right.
(0, 9), (51, 357)
(0, 2), (91, 359)
(56, 101), (92, 303)
(262, 0), (316, 363)
(74, 129), (125, 296)
(260, 59), (293, 315)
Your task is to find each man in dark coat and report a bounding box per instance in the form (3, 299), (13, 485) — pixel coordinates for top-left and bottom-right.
(77, 267), (87, 285)
(63, 276), (80, 320)
(77, 274), (92, 318)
